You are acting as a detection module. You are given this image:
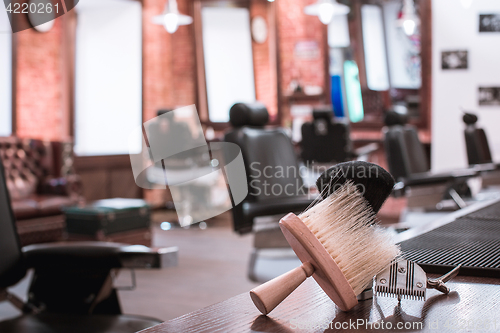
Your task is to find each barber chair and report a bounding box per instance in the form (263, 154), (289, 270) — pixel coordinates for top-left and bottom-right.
(300, 108), (378, 164)
(463, 113), (493, 165)
(463, 112), (500, 186)
(0, 156), (178, 333)
(383, 110), (477, 211)
(224, 102), (314, 281)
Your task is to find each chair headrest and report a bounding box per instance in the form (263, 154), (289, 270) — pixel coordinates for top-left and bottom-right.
(312, 108), (334, 122)
(463, 112), (478, 125)
(384, 110), (408, 126)
(157, 109), (174, 117)
(229, 102), (269, 127)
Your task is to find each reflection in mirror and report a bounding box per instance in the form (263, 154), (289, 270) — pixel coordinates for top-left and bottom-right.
(328, 0), (424, 127)
(362, 4), (390, 92)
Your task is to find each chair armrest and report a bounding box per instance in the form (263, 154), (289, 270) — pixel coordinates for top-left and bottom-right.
(22, 242), (178, 270)
(233, 196), (316, 235)
(449, 167), (480, 178)
(243, 196), (315, 219)
(119, 244), (178, 269)
(353, 143), (379, 161)
(403, 173), (455, 187)
(403, 168), (479, 187)
(471, 162), (500, 172)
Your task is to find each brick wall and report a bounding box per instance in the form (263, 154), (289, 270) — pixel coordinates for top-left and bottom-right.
(143, 0), (197, 122)
(12, 0), (328, 207)
(142, 0), (197, 205)
(277, 0), (328, 121)
(251, 0), (278, 120)
(15, 15), (67, 141)
(277, 0), (327, 92)
(143, 0), (281, 122)
(14, 0), (326, 134)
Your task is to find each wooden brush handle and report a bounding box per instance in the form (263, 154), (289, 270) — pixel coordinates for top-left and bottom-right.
(250, 262), (314, 315)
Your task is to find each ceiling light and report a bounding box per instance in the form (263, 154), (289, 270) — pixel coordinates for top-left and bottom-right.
(396, 0), (420, 36)
(164, 13), (179, 33)
(152, 0), (193, 34)
(304, 0), (350, 25)
(403, 18), (416, 35)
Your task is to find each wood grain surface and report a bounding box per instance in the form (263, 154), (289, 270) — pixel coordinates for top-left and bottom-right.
(140, 275), (500, 333)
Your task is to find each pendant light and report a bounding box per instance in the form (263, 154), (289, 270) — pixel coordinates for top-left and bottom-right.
(304, 0), (350, 25)
(396, 0), (419, 36)
(152, 0), (193, 34)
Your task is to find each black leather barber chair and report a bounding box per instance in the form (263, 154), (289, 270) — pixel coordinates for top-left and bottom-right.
(300, 108), (378, 164)
(0, 156), (178, 333)
(224, 102), (314, 234)
(383, 110), (477, 210)
(224, 102), (314, 281)
(463, 112), (494, 165)
(463, 112), (500, 186)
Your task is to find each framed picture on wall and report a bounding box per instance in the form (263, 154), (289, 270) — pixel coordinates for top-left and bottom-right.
(479, 14), (500, 32)
(441, 50), (468, 70)
(479, 87), (500, 106)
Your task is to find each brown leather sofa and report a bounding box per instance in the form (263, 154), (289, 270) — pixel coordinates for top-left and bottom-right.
(0, 137), (83, 246)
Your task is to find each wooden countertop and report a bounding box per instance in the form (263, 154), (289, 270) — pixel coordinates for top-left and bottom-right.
(140, 275), (500, 333)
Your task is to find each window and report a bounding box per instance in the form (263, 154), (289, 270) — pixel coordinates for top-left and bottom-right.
(0, 7), (12, 136)
(200, 4), (256, 123)
(361, 4), (390, 91)
(74, 0), (142, 156)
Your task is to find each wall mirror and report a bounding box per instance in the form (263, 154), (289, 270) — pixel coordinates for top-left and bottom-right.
(328, 0), (430, 129)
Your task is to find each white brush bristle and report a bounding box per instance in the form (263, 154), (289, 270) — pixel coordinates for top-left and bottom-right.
(298, 181), (400, 295)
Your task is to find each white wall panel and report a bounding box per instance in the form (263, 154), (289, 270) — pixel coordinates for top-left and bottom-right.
(75, 0), (142, 155)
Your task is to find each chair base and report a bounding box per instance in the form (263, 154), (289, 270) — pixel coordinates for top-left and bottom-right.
(0, 313), (162, 333)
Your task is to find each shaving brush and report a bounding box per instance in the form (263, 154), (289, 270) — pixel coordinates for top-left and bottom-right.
(250, 162), (399, 314)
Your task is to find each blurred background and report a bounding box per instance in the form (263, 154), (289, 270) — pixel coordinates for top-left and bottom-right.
(1, 0), (500, 324)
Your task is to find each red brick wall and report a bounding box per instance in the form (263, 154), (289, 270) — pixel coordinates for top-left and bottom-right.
(251, 0), (278, 120)
(13, 0), (198, 139)
(143, 0), (280, 122)
(277, 0), (327, 91)
(142, 0), (197, 205)
(14, 0), (327, 135)
(143, 0), (196, 122)
(12, 0), (327, 207)
(277, 0), (328, 120)
(15, 16), (68, 141)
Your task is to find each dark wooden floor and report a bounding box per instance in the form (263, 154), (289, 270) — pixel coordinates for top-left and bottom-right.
(0, 211), (260, 322)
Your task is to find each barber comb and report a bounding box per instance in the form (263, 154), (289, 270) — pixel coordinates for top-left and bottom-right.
(250, 161), (400, 314)
(375, 259), (461, 301)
